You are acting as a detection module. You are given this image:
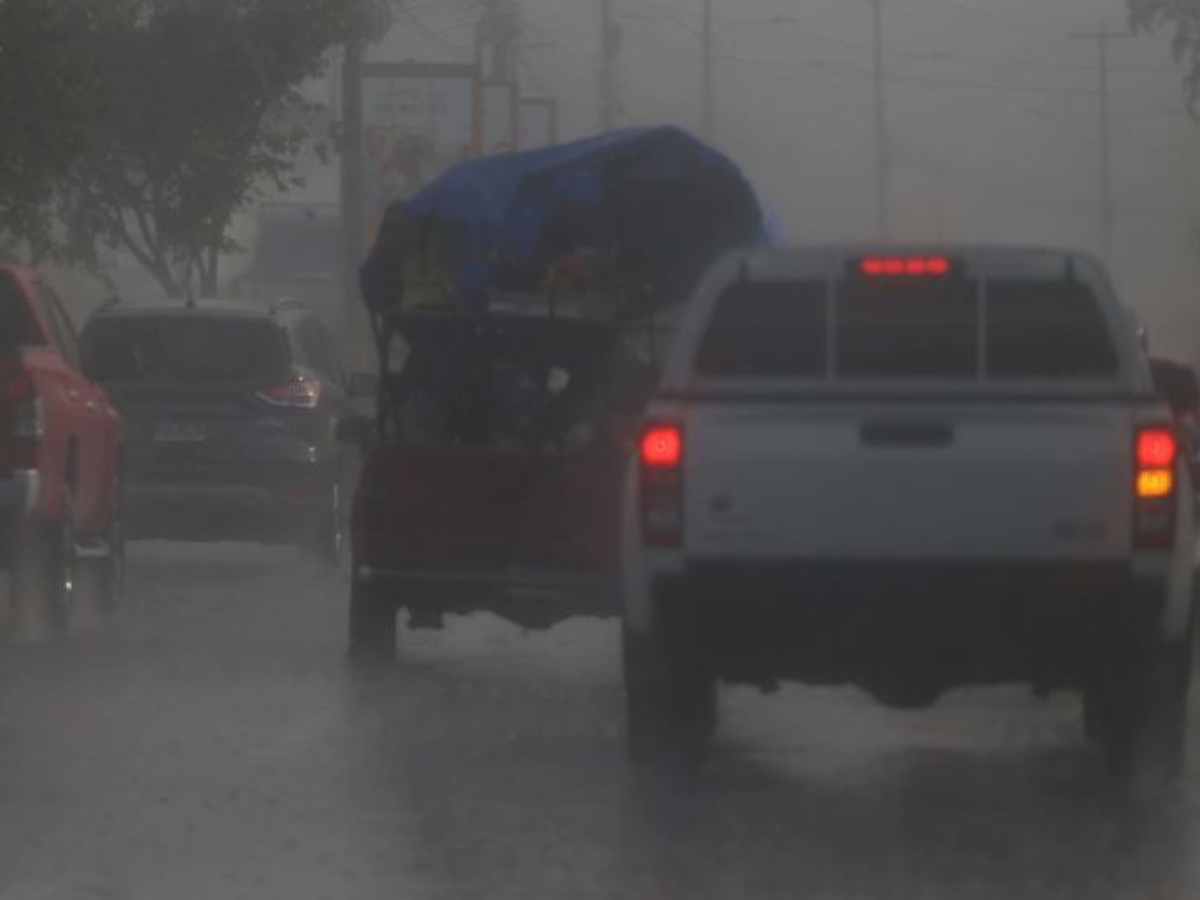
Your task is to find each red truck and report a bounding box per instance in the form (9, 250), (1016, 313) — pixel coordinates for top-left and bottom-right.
(1, 265), (123, 634)
(341, 306), (670, 660)
(341, 126), (769, 661)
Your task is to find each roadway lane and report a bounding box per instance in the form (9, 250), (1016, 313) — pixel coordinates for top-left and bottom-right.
(1, 542), (1199, 899)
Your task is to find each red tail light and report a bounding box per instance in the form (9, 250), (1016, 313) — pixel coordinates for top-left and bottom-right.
(1134, 425), (1179, 550)
(639, 423), (683, 548)
(641, 425), (683, 469)
(254, 377), (322, 410)
(1137, 429), (1177, 471)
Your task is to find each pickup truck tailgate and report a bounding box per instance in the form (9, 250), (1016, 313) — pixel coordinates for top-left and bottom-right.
(355, 446), (625, 571)
(685, 401), (1135, 561)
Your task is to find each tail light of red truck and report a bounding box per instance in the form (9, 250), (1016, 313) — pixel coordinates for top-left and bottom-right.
(640, 423), (684, 548)
(1134, 426), (1178, 551)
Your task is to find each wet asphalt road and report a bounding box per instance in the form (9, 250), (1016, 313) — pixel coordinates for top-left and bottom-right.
(2, 543), (1200, 899)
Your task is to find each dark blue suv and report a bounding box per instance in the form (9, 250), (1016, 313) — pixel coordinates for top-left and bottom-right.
(82, 298), (361, 565)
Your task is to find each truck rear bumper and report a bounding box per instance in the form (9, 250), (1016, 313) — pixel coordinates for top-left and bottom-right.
(357, 565), (618, 630)
(648, 560), (1161, 698)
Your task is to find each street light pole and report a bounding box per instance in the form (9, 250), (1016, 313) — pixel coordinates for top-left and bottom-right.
(340, 26), (365, 364)
(1070, 22), (1132, 265)
(617, 7), (794, 144)
(702, 0), (714, 142)
(869, 0), (889, 240)
(600, 0), (614, 130)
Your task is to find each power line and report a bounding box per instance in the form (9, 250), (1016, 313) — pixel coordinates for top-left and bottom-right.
(921, 54), (1179, 75)
(513, 5), (556, 48)
(884, 72), (1175, 101)
(622, 8), (1176, 77)
(918, 0), (1069, 38)
(611, 30), (1183, 101)
(395, 5), (468, 55)
(894, 137), (1200, 223)
(615, 10), (878, 55)
(1070, 24), (1136, 263)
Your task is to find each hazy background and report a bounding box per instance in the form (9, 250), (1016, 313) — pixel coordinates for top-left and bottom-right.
(300, 0), (1198, 363)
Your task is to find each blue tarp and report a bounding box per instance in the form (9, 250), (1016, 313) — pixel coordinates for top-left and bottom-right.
(392, 125), (774, 314)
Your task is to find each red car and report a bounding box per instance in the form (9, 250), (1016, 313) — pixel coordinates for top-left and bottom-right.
(0, 265), (123, 634)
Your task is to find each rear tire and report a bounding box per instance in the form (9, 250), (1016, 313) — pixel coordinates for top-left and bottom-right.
(1095, 612), (1193, 796)
(78, 479), (125, 615)
(11, 514), (74, 637)
(348, 574), (397, 665)
(624, 628), (716, 769)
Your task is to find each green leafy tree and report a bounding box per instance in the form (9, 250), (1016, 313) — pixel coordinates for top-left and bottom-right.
(0, 0), (397, 291)
(0, 1), (111, 257)
(55, 0), (363, 297)
(1130, 0), (1200, 109)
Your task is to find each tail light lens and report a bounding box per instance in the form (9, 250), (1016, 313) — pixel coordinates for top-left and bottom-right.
(1135, 426), (1179, 550)
(640, 423), (684, 547)
(858, 256), (954, 278)
(4, 367), (43, 469)
(254, 377), (322, 410)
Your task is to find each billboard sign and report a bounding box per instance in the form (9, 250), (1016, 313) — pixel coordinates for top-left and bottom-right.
(360, 62), (481, 239)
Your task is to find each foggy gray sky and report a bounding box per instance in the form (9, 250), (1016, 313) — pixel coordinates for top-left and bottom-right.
(363, 0), (1200, 360)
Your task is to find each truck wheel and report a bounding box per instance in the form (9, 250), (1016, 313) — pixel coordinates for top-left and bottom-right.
(348, 574), (396, 664)
(77, 482), (125, 615)
(1099, 615), (1193, 795)
(623, 628), (716, 768)
(11, 516), (75, 637)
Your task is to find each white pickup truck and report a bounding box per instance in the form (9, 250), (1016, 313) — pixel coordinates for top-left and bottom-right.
(621, 246), (1198, 789)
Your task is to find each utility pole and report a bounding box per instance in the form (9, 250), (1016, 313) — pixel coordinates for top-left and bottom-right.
(340, 26), (365, 364)
(600, 0), (614, 130)
(477, 0), (521, 81)
(1070, 23), (1133, 265)
(869, 0), (888, 241)
(702, 0), (714, 142)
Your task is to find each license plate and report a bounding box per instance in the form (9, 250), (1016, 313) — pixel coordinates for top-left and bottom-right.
(154, 420), (207, 443)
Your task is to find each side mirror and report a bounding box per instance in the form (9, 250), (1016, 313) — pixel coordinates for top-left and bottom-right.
(1151, 359), (1200, 417)
(348, 371), (379, 400)
(336, 414), (373, 446)
(85, 343), (140, 383)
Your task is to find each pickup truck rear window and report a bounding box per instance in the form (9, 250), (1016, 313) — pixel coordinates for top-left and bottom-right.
(695, 276), (1120, 381)
(695, 282), (827, 377)
(837, 278), (978, 378)
(986, 280), (1118, 378)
